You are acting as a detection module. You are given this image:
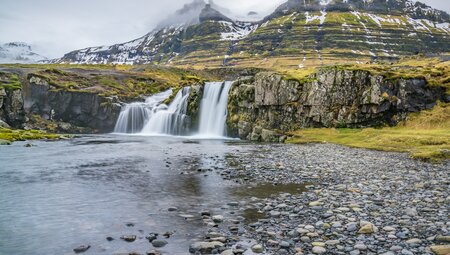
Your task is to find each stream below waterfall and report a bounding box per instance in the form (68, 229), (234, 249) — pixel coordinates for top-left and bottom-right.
(0, 135), (256, 255)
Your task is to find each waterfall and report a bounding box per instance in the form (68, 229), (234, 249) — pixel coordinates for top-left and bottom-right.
(197, 81), (233, 138)
(113, 81), (233, 138)
(113, 89), (173, 133)
(140, 87), (191, 136)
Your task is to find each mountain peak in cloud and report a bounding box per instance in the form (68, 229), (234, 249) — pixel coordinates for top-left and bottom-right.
(0, 42), (47, 64)
(156, 0), (233, 28)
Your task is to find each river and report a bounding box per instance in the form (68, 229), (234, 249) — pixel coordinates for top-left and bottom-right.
(0, 135), (257, 255)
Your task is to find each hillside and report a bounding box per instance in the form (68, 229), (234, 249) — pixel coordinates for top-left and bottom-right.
(54, 0), (450, 69)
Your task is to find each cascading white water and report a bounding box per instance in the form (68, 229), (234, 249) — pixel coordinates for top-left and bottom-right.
(114, 89), (173, 133)
(197, 81), (233, 138)
(114, 81), (233, 138)
(140, 87), (191, 136)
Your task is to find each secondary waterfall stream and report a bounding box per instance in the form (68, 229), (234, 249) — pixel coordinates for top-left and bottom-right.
(113, 89), (173, 133)
(140, 87), (190, 136)
(113, 82), (233, 138)
(198, 81), (233, 138)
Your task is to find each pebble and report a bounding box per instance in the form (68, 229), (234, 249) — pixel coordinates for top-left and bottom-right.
(312, 246), (326, 254)
(120, 235), (136, 242)
(251, 244), (264, 253)
(151, 240), (168, 248)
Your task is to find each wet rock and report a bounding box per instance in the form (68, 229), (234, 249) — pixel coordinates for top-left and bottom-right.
(280, 241), (290, 249)
(436, 236), (450, 243)
(73, 245), (90, 253)
(358, 223), (375, 234)
(406, 238), (422, 245)
(189, 241), (224, 254)
(151, 240), (168, 248)
(251, 244), (264, 253)
(430, 245), (450, 255)
(312, 246), (326, 254)
(0, 139), (11, 145)
(405, 207), (418, 217)
(354, 243), (367, 250)
(227, 202), (239, 206)
(146, 233), (158, 242)
(212, 215), (224, 223)
(106, 237), (114, 241)
(0, 119), (10, 128)
(220, 250), (233, 255)
(121, 235), (136, 242)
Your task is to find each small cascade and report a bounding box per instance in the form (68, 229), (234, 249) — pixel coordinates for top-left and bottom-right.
(141, 87), (191, 136)
(113, 89), (172, 133)
(197, 81), (233, 138)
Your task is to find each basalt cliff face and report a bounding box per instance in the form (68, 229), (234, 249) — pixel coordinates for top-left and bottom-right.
(226, 68), (447, 141)
(0, 87), (26, 128)
(0, 71), (122, 133)
(23, 75), (122, 133)
(0, 66), (447, 140)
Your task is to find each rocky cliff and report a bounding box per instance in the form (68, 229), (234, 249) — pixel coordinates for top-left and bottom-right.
(227, 68), (447, 142)
(0, 71), (122, 133)
(23, 75), (122, 133)
(0, 87), (26, 128)
(0, 66), (212, 134)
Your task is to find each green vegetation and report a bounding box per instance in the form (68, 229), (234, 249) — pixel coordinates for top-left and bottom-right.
(3, 65), (215, 100)
(0, 72), (21, 90)
(288, 103), (450, 162)
(337, 57), (450, 93)
(0, 128), (67, 144)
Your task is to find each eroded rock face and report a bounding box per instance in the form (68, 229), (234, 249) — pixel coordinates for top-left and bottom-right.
(228, 68), (445, 141)
(0, 87), (26, 128)
(22, 75), (122, 133)
(186, 84), (204, 130)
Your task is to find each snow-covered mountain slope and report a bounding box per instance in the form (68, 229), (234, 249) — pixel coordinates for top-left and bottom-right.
(0, 42), (48, 64)
(54, 0), (450, 68)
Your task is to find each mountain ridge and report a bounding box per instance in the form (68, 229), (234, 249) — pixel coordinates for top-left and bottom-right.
(53, 0), (450, 68)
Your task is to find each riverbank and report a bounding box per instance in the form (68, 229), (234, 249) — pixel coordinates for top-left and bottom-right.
(191, 143), (449, 255)
(288, 103), (450, 162)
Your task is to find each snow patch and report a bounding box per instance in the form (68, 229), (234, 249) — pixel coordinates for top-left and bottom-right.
(305, 11), (327, 25)
(220, 21), (258, 41)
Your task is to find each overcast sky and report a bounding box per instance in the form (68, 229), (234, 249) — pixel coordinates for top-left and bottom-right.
(0, 0), (448, 59)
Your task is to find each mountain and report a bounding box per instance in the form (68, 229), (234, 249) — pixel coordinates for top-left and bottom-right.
(0, 42), (48, 64)
(54, 0), (450, 68)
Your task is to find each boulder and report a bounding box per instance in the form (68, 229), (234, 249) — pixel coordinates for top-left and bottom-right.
(189, 241), (224, 254)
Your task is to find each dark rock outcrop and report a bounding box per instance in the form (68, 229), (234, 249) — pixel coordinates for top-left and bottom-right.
(199, 4), (233, 23)
(227, 68), (446, 142)
(21, 75), (122, 133)
(0, 87), (26, 128)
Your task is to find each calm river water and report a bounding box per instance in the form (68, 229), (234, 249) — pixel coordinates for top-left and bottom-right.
(0, 135), (254, 255)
